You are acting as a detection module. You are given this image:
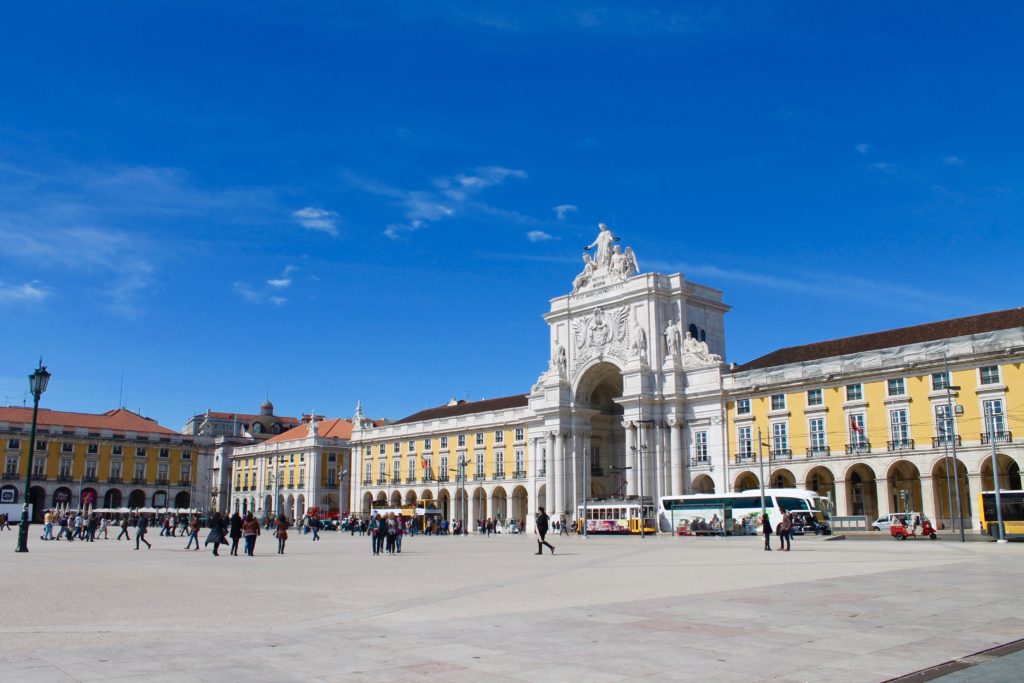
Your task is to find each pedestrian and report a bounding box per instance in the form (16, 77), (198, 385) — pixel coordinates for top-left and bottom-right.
(243, 512), (260, 556)
(99, 516), (110, 540)
(87, 514), (99, 542)
(369, 514), (382, 555)
(275, 514), (289, 554)
(559, 515), (569, 536)
(779, 508), (792, 551)
(73, 512), (85, 540)
(136, 514), (151, 549)
(535, 506), (555, 555)
(185, 515), (201, 550)
(395, 514), (406, 553)
(205, 512), (227, 556)
(229, 512), (243, 556)
(761, 511), (772, 551)
(384, 513), (397, 554)
(310, 515), (320, 542)
(117, 516), (131, 541)
(41, 510), (54, 540)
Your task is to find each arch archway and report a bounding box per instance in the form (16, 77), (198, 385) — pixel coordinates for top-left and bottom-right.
(931, 457), (971, 529)
(980, 453), (1021, 490)
(81, 487), (98, 510)
(510, 485), (528, 527)
(361, 492), (373, 515)
(691, 475), (715, 494)
(771, 468), (796, 489)
(844, 464), (878, 519)
(804, 466), (836, 508)
(52, 486), (72, 508)
(241, 499), (248, 515)
(733, 471), (759, 492)
(128, 489), (146, 509)
(175, 491), (190, 509)
(471, 487), (488, 529)
(405, 490), (418, 506)
(264, 494), (273, 517)
(29, 486), (46, 521)
(491, 486), (508, 521)
(152, 490), (168, 508)
(286, 494), (295, 521)
(574, 361), (625, 506)
(103, 488), (123, 508)
(887, 460), (922, 514)
(296, 494), (305, 520)
(439, 489), (451, 521)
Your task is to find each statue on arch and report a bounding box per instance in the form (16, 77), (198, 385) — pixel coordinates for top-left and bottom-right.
(584, 223), (618, 268)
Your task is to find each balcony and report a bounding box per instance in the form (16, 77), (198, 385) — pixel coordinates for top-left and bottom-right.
(806, 446), (831, 458)
(733, 454), (756, 465)
(82, 475), (98, 483)
(405, 477), (416, 485)
(57, 474), (74, 482)
(537, 469), (546, 477)
(108, 476), (123, 484)
(473, 474), (485, 482)
(362, 478), (371, 486)
(931, 435), (962, 449)
(512, 469), (527, 479)
(420, 476), (432, 484)
(323, 481), (338, 489)
(845, 442), (871, 455)
(887, 439), (915, 452)
(690, 456), (711, 468)
(132, 477), (147, 484)
(155, 478), (169, 486)
(177, 479), (192, 487)
(438, 475), (450, 482)
(377, 477), (387, 485)
(981, 431), (1013, 445)
(32, 473), (47, 481)
(493, 471), (505, 480)
(2, 472), (19, 480)
(770, 449), (792, 461)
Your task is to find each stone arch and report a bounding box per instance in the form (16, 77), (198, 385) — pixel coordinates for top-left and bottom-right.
(439, 489), (451, 520)
(931, 456), (971, 530)
(491, 486), (508, 521)
(29, 486), (46, 521)
(175, 491), (191, 509)
(376, 491), (387, 503)
(405, 490), (418, 505)
(361, 492), (373, 515)
(241, 498), (248, 515)
(296, 494), (306, 520)
(420, 489), (434, 501)
(81, 487), (98, 509)
(389, 490), (402, 507)
(574, 361), (626, 503)
(692, 474), (715, 494)
(103, 488), (123, 508)
(264, 494), (273, 517)
(844, 463), (879, 519)
(804, 466), (836, 506)
(128, 489), (146, 509)
(286, 494), (295, 521)
(733, 471), (759, 492)
(979, 452), (1021, 491)
(536, 484), (546, 511)
(471, 486), (488, 529)
(510, 485), (529, 526)
(152, 490), (168, 508)
(52, 486), (72, 508)
(886, 460), (922, 514)
(770, 468), (796, 489)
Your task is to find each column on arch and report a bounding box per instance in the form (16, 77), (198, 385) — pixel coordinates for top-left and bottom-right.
(652, 421), (663, 499)
(624, 421), (636, 496)
(545, 432), (555, 512)
(833, 477), (849, 517)
(920, 475), (938, 523)
(554, 431), (566, 516)
(669, 420), (683, 496)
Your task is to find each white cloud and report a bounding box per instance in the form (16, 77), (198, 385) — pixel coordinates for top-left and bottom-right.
(267, 278), (291, 288)
(232, 282), (262, 303)
(269, 296), (287, 306)
(944, 155), (965, 166)
(293, 207), (340, 236)
(527, 230), (553, 242)
(855, 143), (870, 155)
(0, 281), (50, 303)
(553, 204), (577, 221)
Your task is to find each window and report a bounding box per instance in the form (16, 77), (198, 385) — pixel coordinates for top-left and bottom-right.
(110, 461), (122, 479)
(5, 456), (18, 475)
(694, 431), (708, 460)
(135, 447), (146, 457)
(378, 444), (386, 455)
(111, 445), (123, 456)
(378, 461), (386, 481)
(364, 461), (372, 483)
(158, 463), (169, 480)
(159, 448), (169, 458)
(806, 389), (822, 407)
(7, 438), (20, 450)
(475, 432), (484, 446)
(392, 442), (401, 455)
(440, 436), (448, 449)
(85, 460), (97, 478)
(809, 418), (826, 450)
(59, 459), (72, 477)
(737, 426), (752, 457)
(983, 399), (1006, 435)
(771, 422), (788, 453)
(935, 404), (954, 439)
(457, 434), (466, 448)
(495, 451), (504, 475)
(540, 448), (547, 475)
(440, 455), (449, 480)
(181, 464), (191, 481)
(134, 462), (146, 480)
(363, 446), (371, 458)
(62, 442), (73, 453)
(424, 438), (432, 452)
(980, 366), (1001, 385)
(931, 372), (950, 391)
(494, 430), (504, 443)
(887, 378), (906, 396)
(326, 467), (335, 483)
(849, 414), (867, 446)
(515, 449), (524, 474)
(475, 452), (484, 477)
(35, 440), (47, 451)
(408, 440), (415, 452)
(770, 394), (786, 411)
(392, 457), (400, 479)
(890, 409), (910, 445)
(327, 452), (336, 462)
(736, 399), (750, 415)
(846, 384), (863, 401)
(32, 458), (45, 476)
(591, 446), (600, 468)
(407, 457), (415, 479)
(514, 427), (524, 441)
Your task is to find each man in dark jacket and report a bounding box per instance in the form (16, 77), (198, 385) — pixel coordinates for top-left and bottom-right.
(136, 514), (151, 550)
(535, 506), (555, 555)
(205, 512), (227, 556)
(229, 512), (243, 556)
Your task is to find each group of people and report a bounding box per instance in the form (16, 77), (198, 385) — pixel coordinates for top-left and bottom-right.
(201, 511), (290, 556)
(762, 509), (794, 551)
(367, 511), (406, 555)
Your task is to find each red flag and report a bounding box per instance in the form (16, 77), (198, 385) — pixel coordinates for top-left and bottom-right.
(850, 416), (863, 434)
(421, 458), (429, 470)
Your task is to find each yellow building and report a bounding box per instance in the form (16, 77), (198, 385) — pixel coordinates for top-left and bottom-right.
(0, 406), (201, 520)
(723, 309), (1023, 528)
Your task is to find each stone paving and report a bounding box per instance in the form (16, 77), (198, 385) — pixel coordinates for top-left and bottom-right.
(1, 528), (1023, 682)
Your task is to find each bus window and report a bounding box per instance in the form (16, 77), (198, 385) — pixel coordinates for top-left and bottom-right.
(778, 497), (810, 512)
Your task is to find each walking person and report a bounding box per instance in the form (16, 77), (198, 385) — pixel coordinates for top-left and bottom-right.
(395, 514), (406, 553)
(117, 516), (131, 541)
(761, 511), (772, 551)
(184, 515), (201, 550)
(205, 512), (227, 556)
(242, 512), (260, 556)
(535, 506), (555, 555)
(229, 512), (243, 556)
(136, 514), (151, 550)
(310, 515), (320, 542)
(369, 514), (381, 555)
(779, 508), (792, 551)
(275, 514), (289, 554)
(99, 516), (110, 540)
(41, 510), (54, 540)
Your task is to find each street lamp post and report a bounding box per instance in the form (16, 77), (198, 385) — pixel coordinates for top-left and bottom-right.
(16, 359), (51, 553)
(757, 428), (767, 515)
(631, 419), (654, 539)
(942, 355), (965, 543)
(985, 405), (1007, 542)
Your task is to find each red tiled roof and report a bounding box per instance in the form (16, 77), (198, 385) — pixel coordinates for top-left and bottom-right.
(0, 407), (178, 435)
(393, 395), (529, 425)
(264, 418), (355, 445)
(733, 308), (1024, 372)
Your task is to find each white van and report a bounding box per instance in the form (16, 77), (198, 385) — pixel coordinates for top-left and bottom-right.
(871, 512), (921, 531)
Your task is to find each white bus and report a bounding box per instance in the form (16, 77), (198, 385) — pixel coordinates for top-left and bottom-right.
(658, 488), (832, 536)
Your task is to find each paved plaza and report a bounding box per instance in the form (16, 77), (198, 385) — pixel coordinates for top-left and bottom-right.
(2, 530), (1023, 682)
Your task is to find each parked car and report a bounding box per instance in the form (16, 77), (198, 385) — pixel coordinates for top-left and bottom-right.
(872, 512), (921, 532)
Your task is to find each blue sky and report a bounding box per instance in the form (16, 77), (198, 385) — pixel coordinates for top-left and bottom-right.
(2, 2), (1022, 427)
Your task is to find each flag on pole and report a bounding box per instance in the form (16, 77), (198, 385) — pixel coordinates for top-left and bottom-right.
(850, 416), (863, 434)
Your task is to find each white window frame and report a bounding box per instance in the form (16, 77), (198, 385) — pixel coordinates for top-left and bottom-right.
(737, 426), (752, 458)
(980, 365), (1001, 385)
(771, 422), (789, 453)
(806, 389), (823, 407)
(770, 394), (786, 411)
(846, 384), (863, 401)
(736, 398), (750, 415)
(887, 378), (906, 397)
(809, 417), (827, 450)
